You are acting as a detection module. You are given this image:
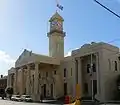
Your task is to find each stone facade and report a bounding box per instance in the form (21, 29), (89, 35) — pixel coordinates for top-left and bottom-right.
(7, 12), (120, 102)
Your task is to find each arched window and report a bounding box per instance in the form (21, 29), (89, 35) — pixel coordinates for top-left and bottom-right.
(64, 68), (67, 77)
(87, 64), (90, 73)
(115, 61), (117, 71)
(39, 73), (41, 79)
(93, 63), (96, 72)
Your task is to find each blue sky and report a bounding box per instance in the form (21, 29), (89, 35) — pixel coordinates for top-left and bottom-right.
(0, 0), (120, 75)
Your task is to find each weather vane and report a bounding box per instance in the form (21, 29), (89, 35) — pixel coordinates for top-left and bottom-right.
(55, 0), (63, 11)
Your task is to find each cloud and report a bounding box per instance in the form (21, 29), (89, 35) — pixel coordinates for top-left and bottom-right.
(65, 48), (79, 57)
(0, 50), (15, 75)
(0, 51), (15, 64)
(65, 51), (72, 57)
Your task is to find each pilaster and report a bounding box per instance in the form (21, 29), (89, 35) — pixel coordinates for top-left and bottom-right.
(21, 68), (24, 95)
(34, 62), (39, 101)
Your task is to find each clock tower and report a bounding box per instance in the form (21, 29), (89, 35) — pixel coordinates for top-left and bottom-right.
(47, 12), (66, 59)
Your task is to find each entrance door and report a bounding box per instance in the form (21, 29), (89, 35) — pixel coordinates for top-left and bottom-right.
(91, 80), (97, 96)
(64, 83), (67, 95)
(93, 80), (97, 95)
(51, 84), (53, 97)
(43, 84), (46, 98)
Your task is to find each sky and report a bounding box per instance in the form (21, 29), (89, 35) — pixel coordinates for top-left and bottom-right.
(0, 0), (120, 75)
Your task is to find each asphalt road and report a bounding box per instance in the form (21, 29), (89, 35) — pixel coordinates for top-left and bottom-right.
(0, 99), (61, 105)
(0, 99), (119, 105)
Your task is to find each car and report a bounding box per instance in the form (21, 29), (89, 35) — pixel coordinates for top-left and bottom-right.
(11, 95), (16, 101)
(21, 95), (32, 102)
(20, 95), (26, 101)
(11, 95), (21, 101)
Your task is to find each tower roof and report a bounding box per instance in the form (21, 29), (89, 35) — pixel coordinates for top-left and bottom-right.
(49, 11), (64, 22)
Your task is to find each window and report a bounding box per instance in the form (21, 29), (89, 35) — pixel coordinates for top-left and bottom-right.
(87, 64), (90, 73)
(54, 70), (56, 75)
(39, 73), (41, 79)
(64, 68), (67, 77)
(32, 75), (34, 81)
(115, 61), (117, 71)
(71, 68), (72, 76)
(32, 75), (34, 92)
(46, 72), (48, 77)
(108, 59), (111, 71)
(84, 83), (88, 94)
(30, 64), (35, 70)
(93, 63), (96, 72)
(75, 60), (78, 83)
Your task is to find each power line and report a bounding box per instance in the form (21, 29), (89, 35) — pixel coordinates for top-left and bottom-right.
(94, 0), (120, 19)
(107, 38), (120, 43)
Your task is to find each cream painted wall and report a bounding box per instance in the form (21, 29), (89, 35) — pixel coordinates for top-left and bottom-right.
(60, 56), (74, 96)
(48, 32), (65, 59)
(71, 42), (120, 101)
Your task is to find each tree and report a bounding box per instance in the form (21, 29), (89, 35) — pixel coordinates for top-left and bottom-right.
(5, 87), (13, 100)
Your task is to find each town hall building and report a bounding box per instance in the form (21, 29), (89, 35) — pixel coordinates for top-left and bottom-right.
(7, 12), (120, 102)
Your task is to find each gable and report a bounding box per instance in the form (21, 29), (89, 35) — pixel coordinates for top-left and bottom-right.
(15, 49), (32, 66)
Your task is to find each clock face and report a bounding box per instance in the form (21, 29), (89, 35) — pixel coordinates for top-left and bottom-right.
(57, 21), (62, 29)
(51, 20), (62, 30)
(51, 21), (57, 27)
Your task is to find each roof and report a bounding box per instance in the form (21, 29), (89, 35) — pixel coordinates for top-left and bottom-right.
(49, 11), (64, 22)
(15, 50), (60, 68)
(72, 42), (119, 56)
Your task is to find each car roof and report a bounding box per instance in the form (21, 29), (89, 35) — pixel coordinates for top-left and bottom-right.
(21, 95), (30, 96)
(13, 95), (20, 96)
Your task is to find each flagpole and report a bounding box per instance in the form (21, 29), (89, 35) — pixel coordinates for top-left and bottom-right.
(55, 0), (63, 11)
(55, 0), (59, 12)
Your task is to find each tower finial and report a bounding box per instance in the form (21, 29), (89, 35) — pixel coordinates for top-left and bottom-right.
(49, 12), (64, 22)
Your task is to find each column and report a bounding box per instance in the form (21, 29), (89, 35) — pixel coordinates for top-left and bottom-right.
(14, 69), (18, 94)
(72, 58), (77, 97)
(34, 62), (39, 101)
(78, 57), (83, 96)
(26, 65), (31, 95)
(96, 52), (101, 100)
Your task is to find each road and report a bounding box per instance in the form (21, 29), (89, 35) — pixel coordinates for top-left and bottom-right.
(0, 99), (61, 105)
(0, 98), (118, 105)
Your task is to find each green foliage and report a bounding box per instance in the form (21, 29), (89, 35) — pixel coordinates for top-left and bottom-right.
(5, 87), (13, 95)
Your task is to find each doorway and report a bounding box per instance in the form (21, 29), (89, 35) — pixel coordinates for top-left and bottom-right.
(51, 84), (53, 97)
(43, 84), (46, 98)
(93, 80), (97, 95)
(41, 84), (46, 98)
(91, 80), (97, 96)
(64, 83), (67, 95)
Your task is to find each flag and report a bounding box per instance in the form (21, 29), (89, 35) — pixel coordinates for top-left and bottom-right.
(57, 4), (63, 10)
